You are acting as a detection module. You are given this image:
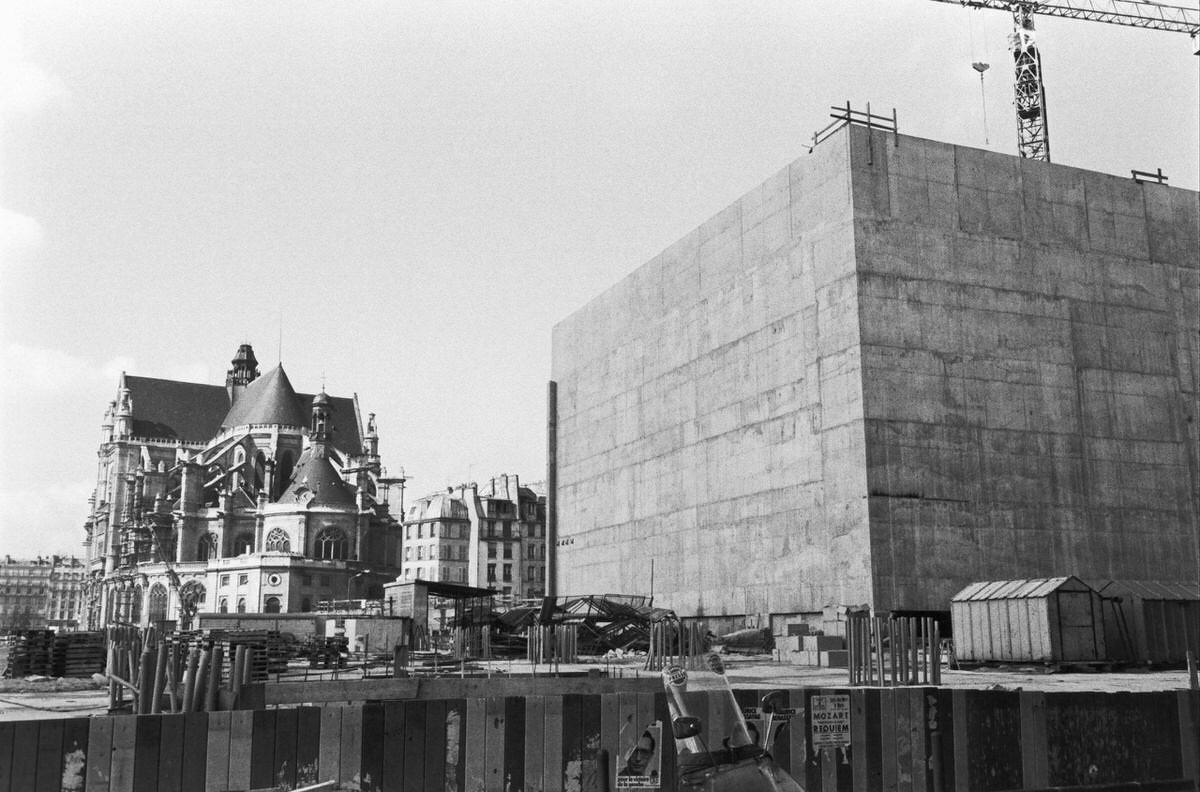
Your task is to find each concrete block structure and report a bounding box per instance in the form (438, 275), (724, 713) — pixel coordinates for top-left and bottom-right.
(550, 124), (1199, 619)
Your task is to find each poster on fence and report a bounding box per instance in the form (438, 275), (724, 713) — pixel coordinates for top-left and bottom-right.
(616, 721), (662, 788)
(810, 694), (850, 749)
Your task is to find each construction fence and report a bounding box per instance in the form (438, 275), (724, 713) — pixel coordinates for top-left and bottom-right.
(0, 685), (1196, 791)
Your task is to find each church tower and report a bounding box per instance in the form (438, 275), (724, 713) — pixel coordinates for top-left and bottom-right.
(226, 343), (260, 403)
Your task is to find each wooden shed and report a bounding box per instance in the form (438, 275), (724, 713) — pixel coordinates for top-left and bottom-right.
(1093, 579), (1200, 665)
(950, 577), (1106, 663)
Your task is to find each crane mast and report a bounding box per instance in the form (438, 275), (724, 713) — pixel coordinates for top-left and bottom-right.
(930, 0), (1200, 161)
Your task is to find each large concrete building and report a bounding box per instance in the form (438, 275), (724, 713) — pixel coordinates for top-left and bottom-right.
(550, 124), (1198, 621)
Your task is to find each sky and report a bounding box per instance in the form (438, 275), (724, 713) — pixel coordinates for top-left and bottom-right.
(1, 0), (1197, 559)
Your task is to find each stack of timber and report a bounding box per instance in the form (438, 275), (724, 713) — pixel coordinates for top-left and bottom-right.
(52, 631), (105, 677)
(1, 630), (54, 677)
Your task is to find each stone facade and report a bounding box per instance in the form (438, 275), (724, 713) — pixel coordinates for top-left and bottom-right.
(0, 556), (86, 631)
(81, 344), (402, 628)
(550, 124), (1199, 618)
(401, 474), (548, 603)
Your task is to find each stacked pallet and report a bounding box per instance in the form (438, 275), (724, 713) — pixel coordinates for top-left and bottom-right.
(53, 631), (106, 677)
(212, 631), (274, 683)
(2, 630), (55, 677)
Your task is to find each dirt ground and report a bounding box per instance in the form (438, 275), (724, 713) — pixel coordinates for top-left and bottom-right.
(1, 653), (1191, 723)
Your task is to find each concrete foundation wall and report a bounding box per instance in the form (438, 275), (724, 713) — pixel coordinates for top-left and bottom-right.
(551, 130), (874, 617)
(852, 128), (1200, 610)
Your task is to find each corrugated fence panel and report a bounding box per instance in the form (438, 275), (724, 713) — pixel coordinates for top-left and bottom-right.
(0, 686), (1197, 792)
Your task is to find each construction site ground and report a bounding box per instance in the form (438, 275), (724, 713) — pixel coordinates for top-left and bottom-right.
(1, 653), (1193, 722)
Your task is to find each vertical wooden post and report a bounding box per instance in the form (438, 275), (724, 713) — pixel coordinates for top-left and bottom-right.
(151, 642), (167, 714)
(907, 614), (916, 681)
(932, 619), (942, 685)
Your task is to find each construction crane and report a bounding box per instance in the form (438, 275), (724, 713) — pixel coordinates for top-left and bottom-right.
(929, 1), (1200, 161)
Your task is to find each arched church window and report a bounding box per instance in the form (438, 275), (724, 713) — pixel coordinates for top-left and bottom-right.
(179, 580), (205, 630)
(233, 447), (246, 491)
(255, 452), (266, 493)
(219, 598), (228, 614)
(265, 528), (291, 553)
(130, 585), (143, 623)
(263, 596), (281, 614)
(147, 583), (168, 623)
(314, 527), (349, 561)
(234, 531), (254, 555)
(275, 451), (295, 500)
(198, 532), (218, 562)
(236, 598), (246, 614)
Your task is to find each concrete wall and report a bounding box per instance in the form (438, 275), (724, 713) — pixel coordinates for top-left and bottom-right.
(852, 127), (1200, 610)
(552, 123), (1200, 618)
(551, 129), (874, 617)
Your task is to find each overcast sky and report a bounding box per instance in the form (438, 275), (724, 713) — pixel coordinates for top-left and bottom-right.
(2, 0), (1197, 559)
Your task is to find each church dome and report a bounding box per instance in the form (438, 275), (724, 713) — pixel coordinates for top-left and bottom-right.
(280, 446), (357, 507)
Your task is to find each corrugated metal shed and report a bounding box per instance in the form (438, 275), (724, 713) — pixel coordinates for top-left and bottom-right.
(951, 576), (1106, 663)
(1092, 580), (1200, 665)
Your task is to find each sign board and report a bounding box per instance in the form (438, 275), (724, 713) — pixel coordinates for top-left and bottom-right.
(810, 694), (850, 749)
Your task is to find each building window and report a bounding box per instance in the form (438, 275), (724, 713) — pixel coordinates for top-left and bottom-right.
(234, 531), (254, 555)
(314, 527), (349, 560)
(198, 533), (217, 562)
(430, 523), (437, 537)
(301, 574), (312, 586)
(404, 547), (412, 561)
(265, 528), (290, 553)
(487, 564), (496, 583)
(319, 574), (330, 586)
(502, 564), (512, 582)
(219, 598), (228, 613)
(236, 574), (248, 586)
(487, 543), (497, 559)
(263, 596), (281, 614)
(236, 598), (246, 613)
(220, 574), (230, 587)
(417, 546), (425, 560)
(147, 584), (168, 623)
(417, 524), (423, 539)
(503, 544), (512, 559)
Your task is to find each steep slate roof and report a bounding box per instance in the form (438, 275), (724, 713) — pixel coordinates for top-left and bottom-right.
(296, 392), (362, 456)
(221, 365), (307, 429)
(123, 367), (363, 455)
(125, 376), (231, 442)
(280, 445), (357, 507)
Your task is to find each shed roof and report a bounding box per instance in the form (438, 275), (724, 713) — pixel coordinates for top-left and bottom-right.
(1092, 580), (1199, 601)
(951, 576), (1095, 602)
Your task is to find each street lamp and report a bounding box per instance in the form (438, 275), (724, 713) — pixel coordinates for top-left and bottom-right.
(346, 569), (371, 610)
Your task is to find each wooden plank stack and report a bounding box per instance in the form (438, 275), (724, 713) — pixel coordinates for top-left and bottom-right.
(1, 631), (55, 677)
(52, 631), (106, 677)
